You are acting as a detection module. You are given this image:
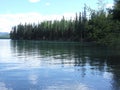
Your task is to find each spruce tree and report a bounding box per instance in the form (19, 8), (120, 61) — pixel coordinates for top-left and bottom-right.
(113, 0), (120, 21)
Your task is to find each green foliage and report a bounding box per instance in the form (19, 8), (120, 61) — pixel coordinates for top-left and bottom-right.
(98, 21), (120, 48)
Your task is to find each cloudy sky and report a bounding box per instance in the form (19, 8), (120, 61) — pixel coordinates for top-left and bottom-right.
(0, 0), (113, 32)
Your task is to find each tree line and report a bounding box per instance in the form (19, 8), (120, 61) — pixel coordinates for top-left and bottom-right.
(10, 12), (87, 41)
(10, 0), (120, 48)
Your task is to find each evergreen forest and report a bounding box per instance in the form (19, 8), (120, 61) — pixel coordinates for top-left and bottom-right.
(10, 0), (120, 48)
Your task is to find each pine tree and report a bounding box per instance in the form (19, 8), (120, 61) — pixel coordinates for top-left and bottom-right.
(113, 0), (120, 21)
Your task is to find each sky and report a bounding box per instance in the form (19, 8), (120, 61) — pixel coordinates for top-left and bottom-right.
(0, 0), (114, 32)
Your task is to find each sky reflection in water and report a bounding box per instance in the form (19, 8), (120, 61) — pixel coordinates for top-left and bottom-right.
(0, 40), (120, 90)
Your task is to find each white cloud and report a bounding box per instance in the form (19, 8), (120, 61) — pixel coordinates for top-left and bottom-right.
(45, 83), (90, 90)
(29, 74), (38, 85)
(0, 82), (11, 90)
(103, 72), (113, 80)
(0, 13), (42, 32)
(0, 12), (76, 32)
(28, 0), (40, 3)
(45, 2), (51, 6)
(106, 3), (114, 9)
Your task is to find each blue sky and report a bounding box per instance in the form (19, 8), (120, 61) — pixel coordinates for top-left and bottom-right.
(0, 0), (114, 32)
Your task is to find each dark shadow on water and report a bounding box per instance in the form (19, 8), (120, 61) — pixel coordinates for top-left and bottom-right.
(10, 40), (120, 69)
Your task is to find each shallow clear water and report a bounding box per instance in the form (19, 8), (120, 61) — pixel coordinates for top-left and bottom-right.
(0, 39), (120, 90)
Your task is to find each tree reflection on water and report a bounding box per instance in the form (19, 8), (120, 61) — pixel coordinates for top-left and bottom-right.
(9, 40), (120, 90)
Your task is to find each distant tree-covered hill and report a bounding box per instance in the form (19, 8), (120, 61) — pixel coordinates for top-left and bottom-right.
(0, 32), (10, 39)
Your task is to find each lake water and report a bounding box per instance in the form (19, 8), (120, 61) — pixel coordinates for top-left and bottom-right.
(0, 39), (120, 90)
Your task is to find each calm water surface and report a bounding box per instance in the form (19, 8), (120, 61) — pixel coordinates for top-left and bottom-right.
(0, 39), (120, 90)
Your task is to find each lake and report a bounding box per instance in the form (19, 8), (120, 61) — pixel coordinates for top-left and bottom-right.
(0, 39), (120, 90)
